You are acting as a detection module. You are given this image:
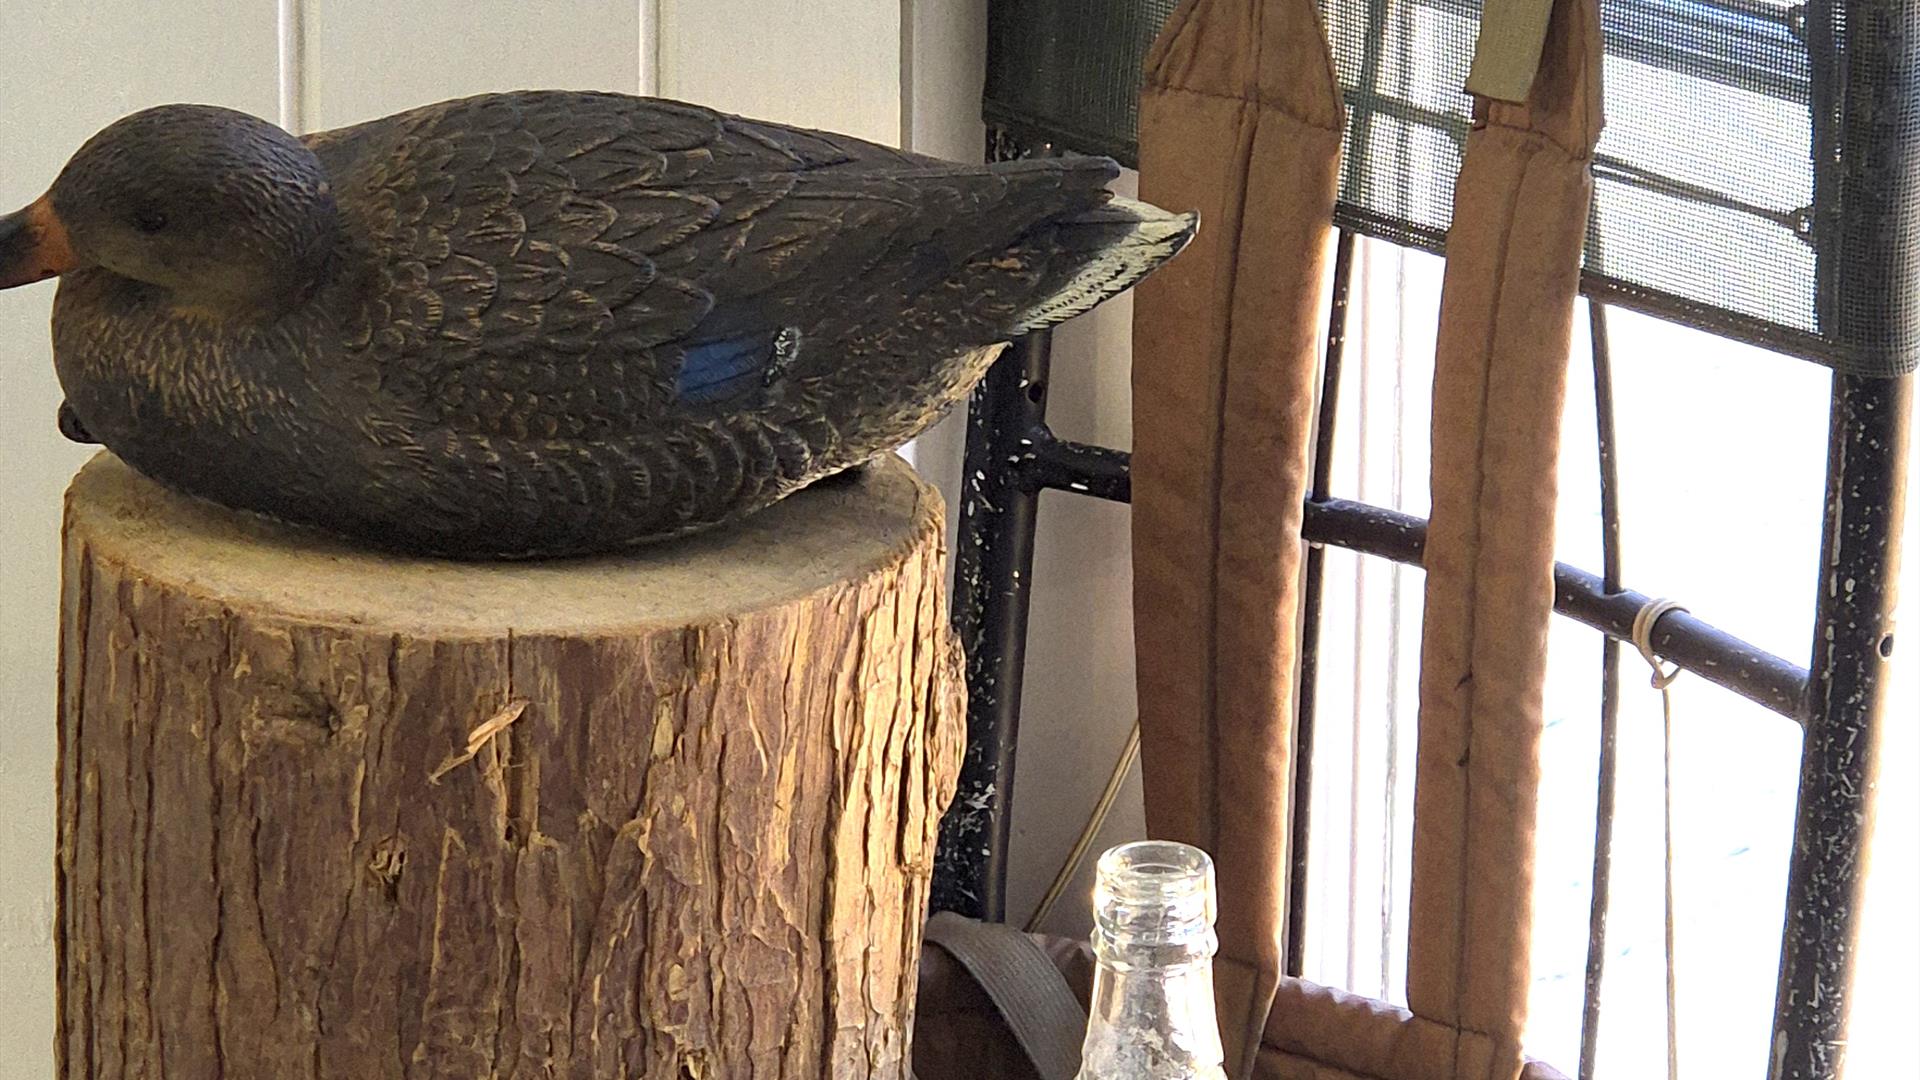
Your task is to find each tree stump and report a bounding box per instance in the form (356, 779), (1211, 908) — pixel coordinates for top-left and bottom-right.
(55, 452), (964, 1080)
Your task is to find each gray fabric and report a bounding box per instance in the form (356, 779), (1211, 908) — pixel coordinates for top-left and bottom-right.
(921, 913), (1088, 1080)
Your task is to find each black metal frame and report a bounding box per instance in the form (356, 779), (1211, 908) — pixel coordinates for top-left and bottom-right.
(930, 157), (1909, 1080)
(930, 258), (1910, 1076)
(934, 3), (1914, 1077)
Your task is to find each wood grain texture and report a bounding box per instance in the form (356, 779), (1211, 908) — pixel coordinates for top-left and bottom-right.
(56, 451), (963, 1080)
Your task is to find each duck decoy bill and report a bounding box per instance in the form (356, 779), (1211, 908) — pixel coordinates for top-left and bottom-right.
(0, 196), (77, 289)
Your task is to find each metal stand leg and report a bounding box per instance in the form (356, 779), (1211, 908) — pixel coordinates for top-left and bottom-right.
(932, 333), (1053, 921)
(1771, 371), (1913, 1079)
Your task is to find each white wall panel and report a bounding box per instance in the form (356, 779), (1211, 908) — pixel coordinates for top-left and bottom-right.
(659, 0), (900, 144)
(900, 0), (986, 505)
(904, 0), (985, 160)
(301, 0), (643, 131)
(0, 4), (282, 1070)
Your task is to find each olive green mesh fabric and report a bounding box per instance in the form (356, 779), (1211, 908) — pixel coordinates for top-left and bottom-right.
(983, 0), (1918, 376)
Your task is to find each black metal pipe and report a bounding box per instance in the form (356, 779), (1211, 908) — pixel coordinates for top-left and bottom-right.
(1011, 442), (1812, 718)
(1770, 372), (1913, 1079)
(931, 333), (1053, 920)
(1769, 0), (1920, 1069)
(1013, 430), (1130, 502)
(1287, 229), (1357, 976)
(1579, 301), (1627, 1080)
(1299, 497), (1810, 716)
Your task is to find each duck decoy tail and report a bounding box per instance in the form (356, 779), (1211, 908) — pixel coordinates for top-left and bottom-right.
(1007, 198), (1199, 336)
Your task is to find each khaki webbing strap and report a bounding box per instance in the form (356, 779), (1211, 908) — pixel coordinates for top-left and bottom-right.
(1132, 1), (1345, 1073)
(1404, 0), (1603, 1077)
(920, 913), (1087, 1080)
(1468, 0), (1560, 103)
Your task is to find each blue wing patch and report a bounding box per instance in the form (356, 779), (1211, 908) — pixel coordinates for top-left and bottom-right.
(675, 327), (803, 405)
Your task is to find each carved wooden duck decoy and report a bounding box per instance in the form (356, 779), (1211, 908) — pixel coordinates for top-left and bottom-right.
(0, 91), (1194, 558)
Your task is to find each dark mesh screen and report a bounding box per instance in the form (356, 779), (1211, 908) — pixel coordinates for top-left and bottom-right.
(983, 0), (1920, 376)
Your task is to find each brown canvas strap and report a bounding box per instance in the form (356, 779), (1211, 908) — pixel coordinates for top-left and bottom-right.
(1404, 1), (1602, 1077)
(1252, 978), (1571, 1080)
(1131, 1), (1345, 1075)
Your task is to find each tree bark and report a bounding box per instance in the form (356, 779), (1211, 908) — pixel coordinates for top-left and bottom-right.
(56, 452), (963, 1080)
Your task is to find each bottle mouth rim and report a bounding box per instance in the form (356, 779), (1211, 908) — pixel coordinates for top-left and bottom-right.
(1096, 840), (1213, 890)
(1091, 842), (1219, 956)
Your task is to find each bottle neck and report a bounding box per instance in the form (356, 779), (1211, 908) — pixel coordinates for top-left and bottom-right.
(1074, 842), (1227, 1080)
(1079, 943), (1226, 1079)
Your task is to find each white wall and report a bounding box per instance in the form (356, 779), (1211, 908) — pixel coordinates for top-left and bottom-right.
(0, 3), (285, 1065)
(0, 2), (1138, 1067)
(298, 2), (644, 131)
(661, 0), (901, 142)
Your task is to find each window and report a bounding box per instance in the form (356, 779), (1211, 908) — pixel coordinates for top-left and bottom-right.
(1302, 237), (1916, 1075)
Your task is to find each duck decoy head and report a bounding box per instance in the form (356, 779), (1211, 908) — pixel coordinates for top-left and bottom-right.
(1, 104), (339, 315)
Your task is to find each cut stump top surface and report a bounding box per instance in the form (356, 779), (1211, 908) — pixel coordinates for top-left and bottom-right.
(65, 452), (942, 638)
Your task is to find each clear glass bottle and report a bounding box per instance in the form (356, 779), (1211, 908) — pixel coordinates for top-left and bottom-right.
(1075, 841), (1228, 1080)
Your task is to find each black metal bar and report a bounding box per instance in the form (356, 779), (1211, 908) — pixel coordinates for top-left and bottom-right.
(1299, 498), (1811, 716)
(1770, 372), (1913, 1079)
(1008, 438), (1811, 718)
(1287, 229), (1357, 977)
(1592, 156), (1807, 233)
(1768, 1), (1920, 1070)
(1013, 431), (1130, 502)
(1579, 301), (1627, 1080)
(1012, 459), (1811, 707)
(1804, 0), (1920, 380)
(931, 332), (1054, 920)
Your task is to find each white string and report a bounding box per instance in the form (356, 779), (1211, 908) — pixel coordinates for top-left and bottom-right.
(1631, 598), (1687, 1080)
(1631, 599), (1688, 690)
(1025, 720), (1142, 932)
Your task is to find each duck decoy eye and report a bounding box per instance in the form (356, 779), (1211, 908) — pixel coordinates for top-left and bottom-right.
(132, 209), (168, 234)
